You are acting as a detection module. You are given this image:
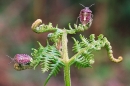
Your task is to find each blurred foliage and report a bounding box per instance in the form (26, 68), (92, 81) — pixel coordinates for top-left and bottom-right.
(0, 0), (130, 86)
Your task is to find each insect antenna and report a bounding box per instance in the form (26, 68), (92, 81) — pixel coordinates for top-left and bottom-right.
(89, 4), (95, 8)
(79, 3), (85, 8)
(6, 55), (14, 64)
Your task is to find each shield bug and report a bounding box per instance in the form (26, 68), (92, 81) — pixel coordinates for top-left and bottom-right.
(8, 54), (33, 65)
(14, 54), (33, 65)
(77, 4), (94, 26)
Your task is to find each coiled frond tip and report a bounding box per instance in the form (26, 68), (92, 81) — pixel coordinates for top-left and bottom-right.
(31, 19), (42, 29)
(111, 56), (123, 63)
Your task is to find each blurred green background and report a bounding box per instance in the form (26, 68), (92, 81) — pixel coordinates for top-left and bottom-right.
(0, 0), (130, 86)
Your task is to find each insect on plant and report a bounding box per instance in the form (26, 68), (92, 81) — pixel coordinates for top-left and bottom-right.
(13, 54), (33, 65)
(12, 4), (123, 86)
(77, 4), (94, 26)
(8, 54), (33, 70)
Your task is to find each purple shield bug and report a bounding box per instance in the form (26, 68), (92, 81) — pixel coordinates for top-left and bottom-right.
(77, 4), (94, 26)
(7, 54), (33, 65)
(14, 54), (33, 65)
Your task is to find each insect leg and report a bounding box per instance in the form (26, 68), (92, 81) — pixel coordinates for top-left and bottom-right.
(76, 16), (80, 25)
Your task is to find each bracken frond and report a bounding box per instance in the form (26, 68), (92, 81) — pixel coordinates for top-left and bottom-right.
(71, 34), (123, 68)
(44, 58), (64, 86)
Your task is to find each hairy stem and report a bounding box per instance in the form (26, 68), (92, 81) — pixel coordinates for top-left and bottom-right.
(62, 30), (69, 61)
(62, 30), (71, 86)
(69, 48), (87, 65)
(64, 64), (71, 86)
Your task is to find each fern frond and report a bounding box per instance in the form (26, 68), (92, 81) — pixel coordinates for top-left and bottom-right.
(31, 41), (61, 71)
(72, 37), (81, 52)
(75, 56), (91, 68)
(104, 38), (123, 62)
(67, 23), (90, 34)
(79, 34), (89, 47)
(31, 43), (44, 69)
(47, 29), (63, 43)
(40, 45), (61, 73)
(40, 59), (50, 73)
(44, 59), (64, 86)
(89, 34), (95, 42)
(71, 34), (122, 67)
(31, 19), (57, 33)
(74, 52), (94, 68)
(72, 34), (119, 67)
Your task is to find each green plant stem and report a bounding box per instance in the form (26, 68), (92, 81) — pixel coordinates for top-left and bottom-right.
(69, 48), (87, 65)
(62, 30), (71, 86)
(62, 30), (69, 61)
(64, 64), (71, 86)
